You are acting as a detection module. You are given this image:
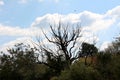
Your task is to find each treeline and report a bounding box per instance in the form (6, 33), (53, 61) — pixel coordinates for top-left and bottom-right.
(0, 24), (120, 80)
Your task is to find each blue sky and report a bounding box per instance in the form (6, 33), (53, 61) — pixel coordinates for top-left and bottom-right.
(0, 0), (120, 51)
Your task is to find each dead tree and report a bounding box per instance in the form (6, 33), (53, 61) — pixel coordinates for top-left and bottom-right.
(35, 23), (82, 73)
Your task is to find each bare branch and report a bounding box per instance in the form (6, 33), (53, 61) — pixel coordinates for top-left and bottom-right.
(35, 22), (83, 70)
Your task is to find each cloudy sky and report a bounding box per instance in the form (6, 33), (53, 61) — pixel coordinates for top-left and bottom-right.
(0, 0), (120, 51)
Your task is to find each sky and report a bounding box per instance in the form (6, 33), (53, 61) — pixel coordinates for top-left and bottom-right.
(0, 0), (120, 52)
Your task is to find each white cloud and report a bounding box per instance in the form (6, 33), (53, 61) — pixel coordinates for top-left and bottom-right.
(0, 0), (4, 6)
(0, 24), (47, 52)
(84, 17), (115, 32)
(0, 37), (34, 52)
(2, 37), (33, 47)
(117, 22), (120, 27)
(31, 10), (115, 32)
(106, 6), (120, 20)
(19, 0), (60, 4)
(38, 0), (44, 2)
(31, 6), (120, 39)
(54, 0), (59, 3)
(32, 5), (120, 32)
(19, 0), (28, 4)
(41, 0), (60, 3)
(0, 24), (43, 37)
(100, 41), (110, 51)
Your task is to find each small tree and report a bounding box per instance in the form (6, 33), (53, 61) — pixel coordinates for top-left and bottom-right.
(81, 42), (98, 65)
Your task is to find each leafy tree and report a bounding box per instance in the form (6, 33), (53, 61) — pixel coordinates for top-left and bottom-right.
(0, 43), (38, 80)
(80, 42), (98, 65)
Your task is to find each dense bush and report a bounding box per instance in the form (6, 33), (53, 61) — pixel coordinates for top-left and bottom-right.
(58, 53), (120, 80)
(59, 61), (100, 80)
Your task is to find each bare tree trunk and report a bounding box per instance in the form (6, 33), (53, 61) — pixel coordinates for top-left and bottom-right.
(85, 56), (87, 65)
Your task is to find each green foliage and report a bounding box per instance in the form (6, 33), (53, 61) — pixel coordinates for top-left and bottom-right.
(94, 53), (120, 80)
(96, 53), (112, 66)
(50, 76), (59, 80)
(80, 42), (98, 65)
(59, 61), (100, 80)
(0, 43), (53, 80)
(81, 42), (98, 56)
(0, 43), (36, 80)
(58, 53), (120, 80)
(109, 54), (120, 80)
